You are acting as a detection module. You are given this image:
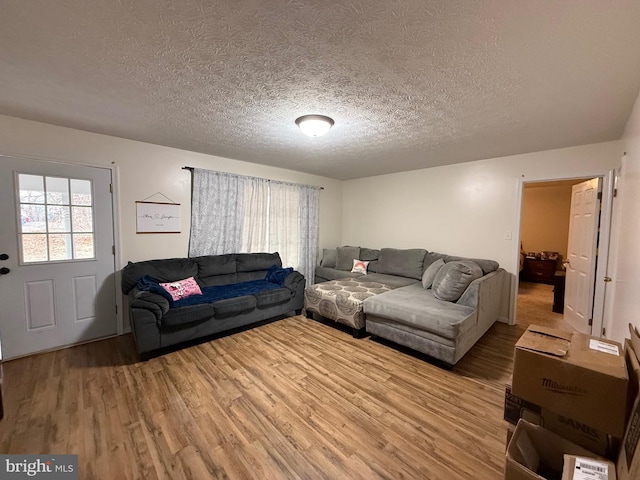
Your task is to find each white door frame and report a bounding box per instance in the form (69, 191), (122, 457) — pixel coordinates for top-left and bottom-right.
(510, 170), (615, 334)
(0, 153), (124, 339)
(591, 170), (615, 337)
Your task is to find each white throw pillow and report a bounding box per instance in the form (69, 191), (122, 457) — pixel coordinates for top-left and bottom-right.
(351, 259), (369, 274)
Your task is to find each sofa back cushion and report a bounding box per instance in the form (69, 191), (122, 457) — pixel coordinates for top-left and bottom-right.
(359, 248), (380, 261)
(236, 252), (282, 272)
(376, 248), (427, 280)
(432, 261), (483, 302)
(121, 257), (198, 294)
(320, 248), (337, 268)
(336, 246), (360, 270)
(195, 254), (237, 277)
(199, 273), (239, 287)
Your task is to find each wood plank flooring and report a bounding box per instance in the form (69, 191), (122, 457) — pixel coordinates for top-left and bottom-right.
(0, 315), (528, 479)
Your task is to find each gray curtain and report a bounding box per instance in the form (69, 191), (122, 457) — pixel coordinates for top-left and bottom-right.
(189, 169), (245, 256)
(297, 185), (320, 283)
(189, 168), (320, 281)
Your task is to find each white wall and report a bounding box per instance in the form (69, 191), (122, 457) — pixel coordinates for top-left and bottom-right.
(605, 91), (640, 344)
(342, 141), (622, 322)
(0, 114), (343, 265)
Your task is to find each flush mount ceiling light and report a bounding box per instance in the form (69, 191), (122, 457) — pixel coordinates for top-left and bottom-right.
(295, 114), (334, 137)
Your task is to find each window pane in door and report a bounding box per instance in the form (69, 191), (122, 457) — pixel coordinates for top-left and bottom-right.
(72, 206), (93, 232)
(18, 174), (45, 204)
(73, 234), (94, 259)
(49, 234), (73, 261)
(70, 179), (92, 206)
(22, 234), (48, 262)
(20, 204), (47, 233)
(45, 177), (70, 205)
(47, 206), (71, 233)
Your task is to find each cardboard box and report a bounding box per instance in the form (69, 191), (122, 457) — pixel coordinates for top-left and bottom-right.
(512, 326), (628, 437)
(504, 384), (613, 457)
(505, 419), (603, 480)
(507, 423), (516, 450)
(562, 455), (616, 480)
(617, 327), (640, 480)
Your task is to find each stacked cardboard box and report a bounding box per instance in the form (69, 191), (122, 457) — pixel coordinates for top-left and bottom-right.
(616, 327), (640, 480)
(504, 325), (639, 479)
(505, 419), (616, 480)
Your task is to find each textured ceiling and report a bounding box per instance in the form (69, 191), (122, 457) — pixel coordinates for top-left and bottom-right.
(1, 1), (640, 180)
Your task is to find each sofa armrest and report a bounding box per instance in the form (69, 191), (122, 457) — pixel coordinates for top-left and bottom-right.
(457, 268), (509, 331)
(128, 287), (170, 320)
(284, 271), (305, 296)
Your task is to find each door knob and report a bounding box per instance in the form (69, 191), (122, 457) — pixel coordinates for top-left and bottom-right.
(0, 254), (8, 261)
(0, 267), (10, 275)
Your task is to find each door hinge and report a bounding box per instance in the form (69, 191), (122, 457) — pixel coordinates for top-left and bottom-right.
(109, 183), (113, 193)
(614, 188), (617, 197)
(115, 304), (118, 314)
(597, 191), (602, 200)
(602, 327), (606, 336)
(112, 245), (115, 255)
(604, 276), (612, 282)
(588, 318), (593, 326)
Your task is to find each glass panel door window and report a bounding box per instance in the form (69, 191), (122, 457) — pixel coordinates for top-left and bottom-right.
(17, 174), (95, 263)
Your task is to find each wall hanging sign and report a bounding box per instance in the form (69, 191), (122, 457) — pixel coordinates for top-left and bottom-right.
(136, 197), (181, 234)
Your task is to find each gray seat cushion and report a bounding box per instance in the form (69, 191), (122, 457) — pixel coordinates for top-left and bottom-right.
(213, 295), (257, 318)
(255, 288), (291, 308)
(363, 283), (477, 340)
(364, 273), (419, 288)
(162, 303), (215, 327)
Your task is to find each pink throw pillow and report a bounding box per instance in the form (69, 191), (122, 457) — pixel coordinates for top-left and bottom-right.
(160, 276), (202, 301)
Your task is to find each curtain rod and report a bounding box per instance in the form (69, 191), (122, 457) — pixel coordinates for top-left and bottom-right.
(182, 166), (324, 190)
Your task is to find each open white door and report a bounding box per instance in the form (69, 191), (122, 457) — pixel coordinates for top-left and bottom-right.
(0, 156), (117, 359)
(564, 178), (600, 334)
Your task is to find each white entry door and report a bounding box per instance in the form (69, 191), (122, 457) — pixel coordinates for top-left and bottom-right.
(564, 178), (601, 334)
(0, 156), (117, 360)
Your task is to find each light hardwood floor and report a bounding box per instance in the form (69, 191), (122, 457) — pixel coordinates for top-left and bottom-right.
(0, 290), (564, 479)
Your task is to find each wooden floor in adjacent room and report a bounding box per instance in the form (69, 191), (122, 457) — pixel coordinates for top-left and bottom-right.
(0, 286), (568, 480)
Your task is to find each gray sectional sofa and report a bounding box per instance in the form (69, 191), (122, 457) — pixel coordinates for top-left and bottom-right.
(121, 252), (305, 356)
(313, 247), (509, 365)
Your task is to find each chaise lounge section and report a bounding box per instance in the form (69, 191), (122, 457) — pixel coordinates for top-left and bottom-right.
(310, 247), (510, 365)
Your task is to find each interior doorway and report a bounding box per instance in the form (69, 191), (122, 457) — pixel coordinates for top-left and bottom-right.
(517, 178), (593, 331)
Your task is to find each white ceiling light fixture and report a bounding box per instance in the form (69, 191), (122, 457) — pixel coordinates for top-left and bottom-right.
(295, 114), (334, 137)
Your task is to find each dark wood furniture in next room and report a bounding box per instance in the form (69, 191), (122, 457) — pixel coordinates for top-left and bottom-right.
(553, 271), (566, 314)
(520, 257), (559, 285)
